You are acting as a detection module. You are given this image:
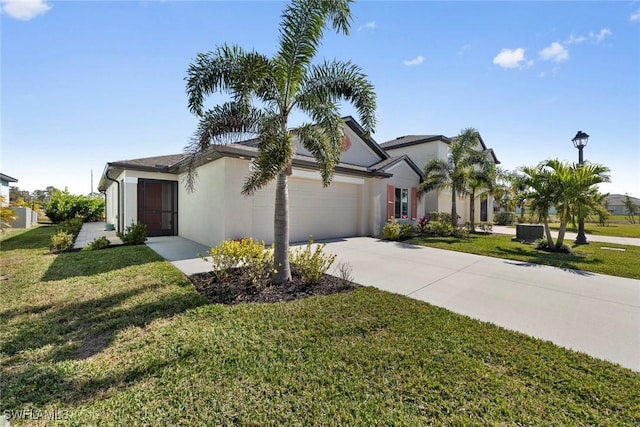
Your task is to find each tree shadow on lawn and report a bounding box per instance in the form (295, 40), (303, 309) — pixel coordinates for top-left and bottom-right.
(496, 246), (601, 276)
(1, 285), (206, 409)
(41, 245), (160, 282)
(0, 225), (55, 251)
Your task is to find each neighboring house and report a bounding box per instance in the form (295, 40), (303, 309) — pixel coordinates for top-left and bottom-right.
(0, 173), (18, 206)
(605, 194), (640, 215)
(98, 117), (425, 247)
(379, 134), (500, 223)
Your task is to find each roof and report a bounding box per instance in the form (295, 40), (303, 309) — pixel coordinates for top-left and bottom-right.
(380, 133), (500, 164)
(370, 155), (423, 180)
(108, 154), (187, 171)
(606, 194), (640, 206)
(379, 135), (450, 150)
(0, 173), (18, 183)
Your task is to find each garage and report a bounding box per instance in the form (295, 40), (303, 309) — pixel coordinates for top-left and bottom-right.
(251, 173), (362, 244)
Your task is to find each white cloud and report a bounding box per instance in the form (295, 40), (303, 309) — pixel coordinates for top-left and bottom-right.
(402, 55), (424, 66)
(631, 10), (640, 22)
(358, 21), (376, 32)
(492, 48), (530, 69)
(1, 0), (51, 20)
(539, 42), (569, 62)
(458, 44), (472, 55)
(590, 28), (612, 42)
(564, 34), (586, 45)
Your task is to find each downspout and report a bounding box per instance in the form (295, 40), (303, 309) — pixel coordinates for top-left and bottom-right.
(105, 166), (121, 232)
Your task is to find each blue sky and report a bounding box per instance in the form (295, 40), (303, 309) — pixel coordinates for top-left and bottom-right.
(2, 0), (639, 197)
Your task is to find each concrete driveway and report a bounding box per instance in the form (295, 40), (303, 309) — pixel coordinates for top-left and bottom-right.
(322, 237), (640, 372)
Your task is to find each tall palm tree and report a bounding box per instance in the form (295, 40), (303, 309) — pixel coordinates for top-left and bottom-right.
(520, 163), (557, 247)
(466, 158), (495, 231)
(419, 128), (487, 227)
(184, 0), (376, 284)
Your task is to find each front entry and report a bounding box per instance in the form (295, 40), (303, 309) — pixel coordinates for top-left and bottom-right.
(480, 199), (488, 222)
(137, 179), (178, 236)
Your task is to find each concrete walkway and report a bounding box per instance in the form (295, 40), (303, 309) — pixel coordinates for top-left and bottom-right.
(73, 222), (122, 250)
(143, 235), (640, 371)
(492, 225), (640, 246)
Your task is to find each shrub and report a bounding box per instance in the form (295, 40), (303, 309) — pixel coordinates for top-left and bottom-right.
(416, 216), (428, 234)
(118, 222), (148, 245)
(51, 231), (74, 253)
(428, 211), (440, 222)
(333, 261), (354, 284)
(425, 221), (454, 237)
(452, 226), (470, 239)
(399, 221), (415, 240)
(382, 218), (401, 241)
(209, 238), (271, 284)
(534, 239), (571, 253)
(82, 236), (111, 251)
(477, 222), (493, 233)
(290, 237), (336, 284)
(58, 217), (84, 236)
(494, 212), (515, 225)
(45, 190), (105, 223)
(439, 212), (452, 225)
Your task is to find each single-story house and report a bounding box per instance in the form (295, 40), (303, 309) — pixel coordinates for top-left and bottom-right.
(605, 194), (639, 215)
(98, 117), (499, 248)
(379, 133), (500, 222)
(1, 173), (18, 206)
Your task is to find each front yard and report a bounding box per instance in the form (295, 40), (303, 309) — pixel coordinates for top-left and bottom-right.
(1, 226), (639, 425)
(408, 233), (640, 280)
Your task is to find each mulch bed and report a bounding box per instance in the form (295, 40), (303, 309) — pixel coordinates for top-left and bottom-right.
(189, 267), (361, 305)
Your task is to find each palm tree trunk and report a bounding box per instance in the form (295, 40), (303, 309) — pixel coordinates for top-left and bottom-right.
(543, 216), (554, 248)
(469, 191), (475, 231)
(273, 172), (292, 284)
(451, 188), (458, 227)
(556, 221), (567, 250)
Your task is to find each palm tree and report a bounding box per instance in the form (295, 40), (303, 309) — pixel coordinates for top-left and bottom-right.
(520, 159), (610, 250)
(466, 159), (495, 231)
(419, 128), (487, 227)
(184, 0), (376, 284)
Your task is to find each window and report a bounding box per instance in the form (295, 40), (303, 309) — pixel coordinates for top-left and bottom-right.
(394, 188), (409, 219)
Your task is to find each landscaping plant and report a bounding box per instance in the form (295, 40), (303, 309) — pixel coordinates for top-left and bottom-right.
(290, 237), (336, 284)
(82, 236), (111, 251)
(117, 222), (148, 245)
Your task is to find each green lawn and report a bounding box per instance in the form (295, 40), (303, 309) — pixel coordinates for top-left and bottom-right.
(408, 234), (640, 280)
(2, 226), (639, 425)
(546, 221), (640, 238)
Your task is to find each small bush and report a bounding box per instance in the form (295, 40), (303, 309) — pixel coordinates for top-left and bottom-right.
(439, 212), (452, 225)
(477, 222), (493, 233)
(382, 218), (401, 241)
(333, 261), (354, 284)
(58, 217), (84, 236)
(428, 211), (440, 222)
(452, 227), (470, 239)
(425, 221), (454, 237)
(399, 222), (415, 240)
(535, 239), (571, 253)
(209, 238), (271, 284)
(494, 212), (515, 225)
(82, 236), (110, 251)
(118, 222), (148, 245)
(290, 237), (336, 284)
(416, 216), (428, 234)
(51, 231), (74, 253)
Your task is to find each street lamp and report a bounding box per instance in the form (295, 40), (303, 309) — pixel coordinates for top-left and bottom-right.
(572, 130), (589, 244)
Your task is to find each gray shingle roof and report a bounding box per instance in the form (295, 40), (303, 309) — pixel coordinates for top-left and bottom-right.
(379, 135), (450, 150)
(110, 154), (187, 170)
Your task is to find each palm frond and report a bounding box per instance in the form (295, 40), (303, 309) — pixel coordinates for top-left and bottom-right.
(294, 120), (343, 186)
(185, 45), (272, 116)
(419, 159), (451, 195)
(296, 60), (376, 133)
(274, 0), (352, 105)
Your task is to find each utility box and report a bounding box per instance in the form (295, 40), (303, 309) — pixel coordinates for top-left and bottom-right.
(513, 224), (543, 242)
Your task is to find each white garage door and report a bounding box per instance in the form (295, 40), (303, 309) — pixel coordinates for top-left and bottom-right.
(251, 177), (360, 244)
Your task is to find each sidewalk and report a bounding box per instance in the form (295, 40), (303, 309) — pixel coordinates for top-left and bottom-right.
(73, 222), (122, 250)
(491, 225), (640, 246)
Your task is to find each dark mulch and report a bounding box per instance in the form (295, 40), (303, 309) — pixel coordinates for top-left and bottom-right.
(189, 267), (361, 305)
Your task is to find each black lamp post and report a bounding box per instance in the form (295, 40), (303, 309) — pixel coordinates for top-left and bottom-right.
(572, 130), (589, 245)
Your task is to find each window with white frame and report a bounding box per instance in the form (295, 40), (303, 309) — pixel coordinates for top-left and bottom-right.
(394, 188), (409, 219)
